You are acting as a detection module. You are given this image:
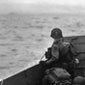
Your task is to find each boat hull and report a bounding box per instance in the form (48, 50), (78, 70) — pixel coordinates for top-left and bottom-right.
(2, 64), (45, 85)
(0, 35), (85, 85)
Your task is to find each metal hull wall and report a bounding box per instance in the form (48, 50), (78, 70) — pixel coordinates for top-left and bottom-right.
(1, 64), (45, 85)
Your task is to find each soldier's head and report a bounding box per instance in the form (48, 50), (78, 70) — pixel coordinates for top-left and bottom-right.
(50, 28), (63, 40)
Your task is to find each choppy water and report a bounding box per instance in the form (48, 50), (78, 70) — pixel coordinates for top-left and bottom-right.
(0, 13), (85, 79)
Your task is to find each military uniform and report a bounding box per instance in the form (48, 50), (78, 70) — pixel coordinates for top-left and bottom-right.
(42, 28), (78, 85)
(42, 40), (77, 85)
(45, 40), (77, 71)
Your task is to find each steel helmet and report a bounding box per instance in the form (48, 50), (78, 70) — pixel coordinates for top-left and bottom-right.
(51, 28), (63, 39)
(73, 76), (85, 84)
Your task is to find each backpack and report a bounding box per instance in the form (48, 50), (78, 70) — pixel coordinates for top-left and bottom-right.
(50, 68), (71, 79)
(46, 68), (72, 85)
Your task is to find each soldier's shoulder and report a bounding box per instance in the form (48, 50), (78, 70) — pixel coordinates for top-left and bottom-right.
(62, 41), (70, 47)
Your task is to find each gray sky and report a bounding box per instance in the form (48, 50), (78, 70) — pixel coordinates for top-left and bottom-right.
(0, 0), (85, 6)
(2, 0), (85, 5)
(0, 0), (85, 14)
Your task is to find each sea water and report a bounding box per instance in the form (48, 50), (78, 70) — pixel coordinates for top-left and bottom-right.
(0, 13), (85, 79)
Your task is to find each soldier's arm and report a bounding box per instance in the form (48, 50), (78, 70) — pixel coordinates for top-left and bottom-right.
(70, 43), (77, 56)
(51, 44), (59, 60)
(70, 43), (79, 64)
(45, 44), (59, 65)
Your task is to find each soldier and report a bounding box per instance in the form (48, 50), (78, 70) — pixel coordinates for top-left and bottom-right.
(45, 28), (78, 74)
(40, 28), (79, 85)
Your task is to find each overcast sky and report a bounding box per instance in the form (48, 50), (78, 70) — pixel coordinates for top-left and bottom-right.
(0, 0), (84, 5)
(0, 0), (85, 14)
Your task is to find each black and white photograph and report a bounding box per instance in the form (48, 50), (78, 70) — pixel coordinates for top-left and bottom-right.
(0, 0), (85, 85)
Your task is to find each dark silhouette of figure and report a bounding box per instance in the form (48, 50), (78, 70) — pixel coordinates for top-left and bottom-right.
(40, 28), (79, 85)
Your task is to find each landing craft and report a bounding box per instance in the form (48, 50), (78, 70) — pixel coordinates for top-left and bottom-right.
(0, 35), (85, 85)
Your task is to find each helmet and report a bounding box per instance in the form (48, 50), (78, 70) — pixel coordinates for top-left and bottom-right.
(51, 28), (63, 39)
(73, 76), (85, 84)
